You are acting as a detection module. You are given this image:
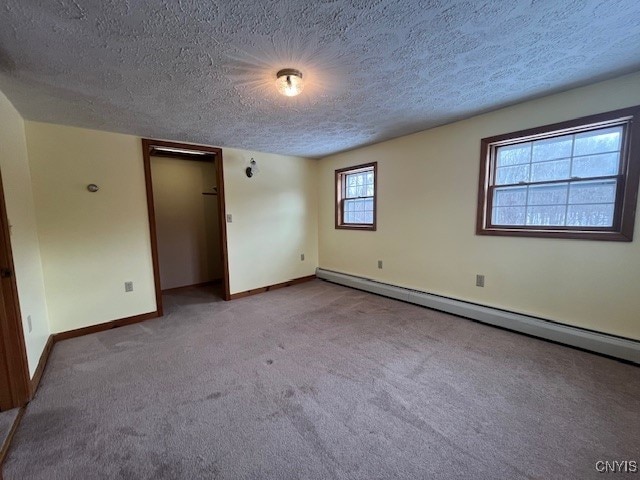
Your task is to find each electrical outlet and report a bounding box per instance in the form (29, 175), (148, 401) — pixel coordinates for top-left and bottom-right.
(125, 281), (134, 292)
(300, 253), (305, 261)
(27, 315), (32, 333)
(476, 274), (485, 287)
(226, 214), (233, 223)
(378, 260), (383, 269)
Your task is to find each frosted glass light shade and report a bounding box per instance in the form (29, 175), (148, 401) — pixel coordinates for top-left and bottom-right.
(276, 69), (303, 97)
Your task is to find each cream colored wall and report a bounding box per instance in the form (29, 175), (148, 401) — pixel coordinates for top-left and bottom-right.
(318, 71), (640, 341)
(23, 121), (318, 331)
(223, 148), (318, 294)
(25, 122), (157, 333)
(0, 92), (50, 376)
(151, 156), (222, 290)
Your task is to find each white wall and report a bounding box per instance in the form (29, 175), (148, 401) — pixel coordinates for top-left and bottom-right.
(151, 156), (222, 290)
(0, 91), (50, 377)
(223, 148), (318, 294)
(318, 71), (640, 341)
(25, 122), (157, 333)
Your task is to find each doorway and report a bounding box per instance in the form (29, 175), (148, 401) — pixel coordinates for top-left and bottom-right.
(0, 169), (30, 411)
(142, 139), (230, 316)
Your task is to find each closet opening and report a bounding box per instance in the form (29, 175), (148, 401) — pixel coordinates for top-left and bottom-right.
(142, 139), (230, 315)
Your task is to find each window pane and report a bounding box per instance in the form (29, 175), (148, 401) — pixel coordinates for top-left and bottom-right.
(496, 143), (531, 167)
(345, 170), (375, 199)
(364, 198), (374, 212)
(530, 159), (570, 182)
(493, 186), (527, 206)
(344, 199), (354, 212)
(571, 152), (619, 178)
(573, 126), (622, 156)
(528, 183), (568, 205)
(568, 180), (616, 205)
(495, 164), (529, 185)
(566, 203), (615, 227)
(343, 198), (373, 224)
(532, 135), (572, 162)
(526, 206), (566, 226)
(492, 206), (525, 225)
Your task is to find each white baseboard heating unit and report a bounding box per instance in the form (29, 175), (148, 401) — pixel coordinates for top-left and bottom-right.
(316, 268), (639, 364)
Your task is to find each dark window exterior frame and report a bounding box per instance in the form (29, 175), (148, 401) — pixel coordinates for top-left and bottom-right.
(335, 162), (377, 231)
(476, 106), (640, 241)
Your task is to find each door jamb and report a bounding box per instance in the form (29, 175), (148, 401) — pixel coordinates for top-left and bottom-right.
(0, 169), (31, 410)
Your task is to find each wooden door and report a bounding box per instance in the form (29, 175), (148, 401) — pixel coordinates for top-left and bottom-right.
(0, 169), (30, 410)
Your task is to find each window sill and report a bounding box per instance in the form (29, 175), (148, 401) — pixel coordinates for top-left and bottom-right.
(335, 224), (377, 231)
(477, 227), (631, 241)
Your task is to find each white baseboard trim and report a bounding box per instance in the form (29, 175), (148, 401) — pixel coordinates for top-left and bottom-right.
(316, 268), (640, 364)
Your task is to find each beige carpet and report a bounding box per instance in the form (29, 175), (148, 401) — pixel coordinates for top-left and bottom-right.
(0, 408), (19, 451)
(5, 280), (639, 479)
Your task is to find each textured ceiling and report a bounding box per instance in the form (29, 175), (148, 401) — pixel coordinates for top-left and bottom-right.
(1, 0), (639, 158)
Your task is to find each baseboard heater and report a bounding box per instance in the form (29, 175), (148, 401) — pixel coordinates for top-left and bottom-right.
(316, 268), (640, 365)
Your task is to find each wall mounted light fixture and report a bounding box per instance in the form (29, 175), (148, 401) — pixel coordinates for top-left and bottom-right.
(245, 158), (259, 178)
(275, 68), (303, 97)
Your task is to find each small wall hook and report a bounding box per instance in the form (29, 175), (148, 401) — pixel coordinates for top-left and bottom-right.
(87, 184), (99, 192)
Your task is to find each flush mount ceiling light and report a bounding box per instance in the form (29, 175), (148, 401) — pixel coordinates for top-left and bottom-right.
(275, 68), (303, 97)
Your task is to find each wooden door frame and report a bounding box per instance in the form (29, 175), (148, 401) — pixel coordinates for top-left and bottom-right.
(0, 169), (31, 410)
(141, 139), (231, 313)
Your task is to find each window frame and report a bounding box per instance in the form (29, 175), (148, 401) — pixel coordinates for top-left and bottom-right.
(335, 162), (377, 231)
(476, 106), (640, 241)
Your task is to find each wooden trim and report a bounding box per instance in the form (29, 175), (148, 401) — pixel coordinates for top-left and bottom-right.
(476, 105), (640, 241)
(335, 224), (377, 231)
(142, 139), (164, 316)
(229, 275), (316, 300)
(52, 311), (158, 343)
(0, 405), (25, 470)
(0, 169), (30, 411)
(29, 335), (53, 399)
(215, 148), (231, 301)
(622, 107), (640, 240)
(335, 162), (377, 231)
(142, 139), (231, 307)
(161, 279), (222, 294)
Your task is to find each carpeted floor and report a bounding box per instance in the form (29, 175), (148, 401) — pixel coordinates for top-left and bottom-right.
(0, 408), (19, 450)
(4, 280), (639, 479)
